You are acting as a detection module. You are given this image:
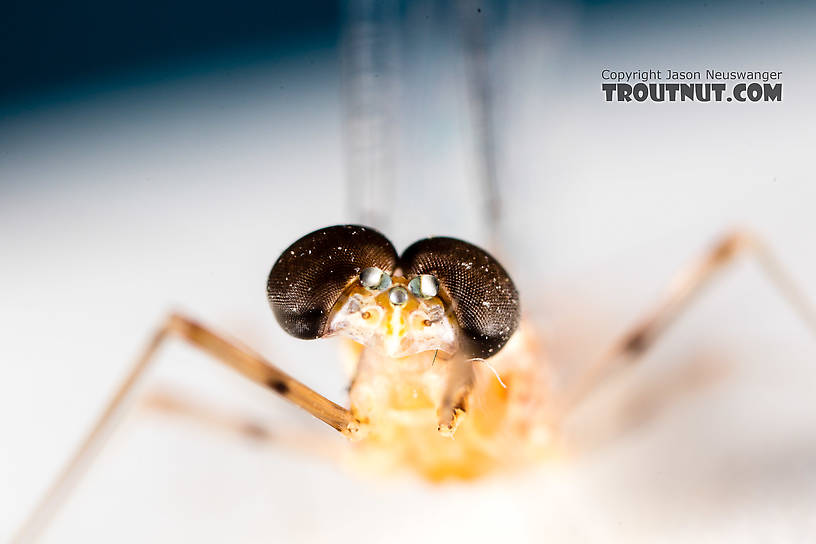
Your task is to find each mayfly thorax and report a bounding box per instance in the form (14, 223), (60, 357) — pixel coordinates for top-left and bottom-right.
(266, 224), (550, 480)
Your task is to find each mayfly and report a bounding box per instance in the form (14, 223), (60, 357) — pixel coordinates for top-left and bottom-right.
(11, 8), (816, 540)
(13, 222), (816, 542)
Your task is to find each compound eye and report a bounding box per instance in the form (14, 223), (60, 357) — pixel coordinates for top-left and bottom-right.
(267, 225), (397, 339)
(360, 267), (392, 291)
(408, 274), (439, 299)
(399, 237), (520, 359)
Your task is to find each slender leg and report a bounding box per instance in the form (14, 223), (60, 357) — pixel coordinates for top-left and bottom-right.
(140, 387), (278, 443)
(13, 313), (359, 544)
(139, 387), (343, 461)
(437, 358), (475, 437)
(556, 230), (816, 418)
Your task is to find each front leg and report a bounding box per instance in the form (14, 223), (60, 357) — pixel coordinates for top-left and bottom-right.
(12, 313), (361, 544)
(555, 230), (816, 418)
(437, 357), (475, 438)
(346, 348), (389, 439)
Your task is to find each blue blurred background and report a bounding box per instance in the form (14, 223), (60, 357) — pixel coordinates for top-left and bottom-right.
(1, 1), (338, 101)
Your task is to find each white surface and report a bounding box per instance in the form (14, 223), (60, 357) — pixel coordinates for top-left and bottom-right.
(2, 8), (816, 543)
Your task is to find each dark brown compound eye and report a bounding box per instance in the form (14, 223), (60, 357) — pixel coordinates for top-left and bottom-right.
(267, 225), (397, 339)
(399, 237), (520, 359)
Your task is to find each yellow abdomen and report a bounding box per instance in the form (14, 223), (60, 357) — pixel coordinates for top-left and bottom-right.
(346, 328), (553, 481)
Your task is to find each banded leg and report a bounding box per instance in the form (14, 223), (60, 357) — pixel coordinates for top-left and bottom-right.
(13, 313), (359, 544)
(556, 230), (816, 417)
(139, 387), (344, 460)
